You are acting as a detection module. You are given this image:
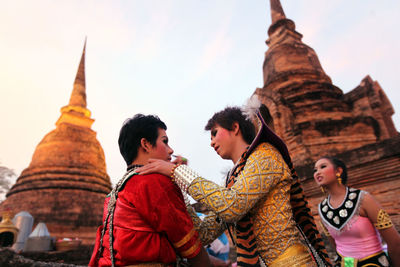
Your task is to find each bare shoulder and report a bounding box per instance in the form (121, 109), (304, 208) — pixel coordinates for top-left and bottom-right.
(360, 191), (382, 220)
(362, 191), (380, 207)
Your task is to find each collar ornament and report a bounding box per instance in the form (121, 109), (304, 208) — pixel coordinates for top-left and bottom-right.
(339, 209), (347, 217)
(333, 216), (340, 225)
(327, 211), (333, 219)
(349, 192), (357, 200)
(319, 187), (362, 231)
(345, 200), (353, 208)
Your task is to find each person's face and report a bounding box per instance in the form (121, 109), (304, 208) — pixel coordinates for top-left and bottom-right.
(210, 124), (235, 160)
(147, 128), (173, 161)
(313, 158), (337, 186)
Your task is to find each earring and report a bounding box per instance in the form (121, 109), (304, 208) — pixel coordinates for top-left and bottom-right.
(320, 187), (325, 194)
(336, 173), (342, 184)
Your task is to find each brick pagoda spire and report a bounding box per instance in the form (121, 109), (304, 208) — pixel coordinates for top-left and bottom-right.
(255, 0), (397, 167)
(0, 41), (111, 244)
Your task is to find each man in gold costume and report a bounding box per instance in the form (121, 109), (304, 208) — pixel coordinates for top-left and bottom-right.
(138, 98), (331, 267)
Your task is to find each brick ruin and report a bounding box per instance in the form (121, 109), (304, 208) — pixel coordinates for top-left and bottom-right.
(0, 42), (112, 244)
(256, 0), (400, 228)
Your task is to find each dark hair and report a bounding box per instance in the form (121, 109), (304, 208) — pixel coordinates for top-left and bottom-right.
(205, 107), (255, 144)
(319, 156), (348, 185)
(118, 114), (167, 165)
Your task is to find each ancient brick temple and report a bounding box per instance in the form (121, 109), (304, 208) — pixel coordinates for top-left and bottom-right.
(255, 0), (400, 228)
(0, 42), (112, 244)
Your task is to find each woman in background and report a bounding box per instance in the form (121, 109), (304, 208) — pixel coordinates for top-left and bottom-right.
(314, 156), (400, 266)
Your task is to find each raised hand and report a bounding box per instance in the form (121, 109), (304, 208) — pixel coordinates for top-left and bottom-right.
(136, 159), (175, 177)
(172, 155), (188, 165)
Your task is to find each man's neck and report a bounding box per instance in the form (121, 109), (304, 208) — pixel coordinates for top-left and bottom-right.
(231, 141), (250, 164)
(130, 161), (145, 166)
(130, 153), (149, 166)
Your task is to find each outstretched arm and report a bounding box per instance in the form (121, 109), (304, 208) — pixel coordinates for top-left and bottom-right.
(136, 158), (176, 177)
(175, 144), (287, 223)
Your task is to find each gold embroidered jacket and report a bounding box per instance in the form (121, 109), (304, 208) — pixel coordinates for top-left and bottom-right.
(187, 142), (305, 265)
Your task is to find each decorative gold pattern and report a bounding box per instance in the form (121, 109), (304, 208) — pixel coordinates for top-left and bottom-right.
(374, 209), (393, 230)
(188, 143), (303, 265)
(186, 204), (226, 245)
(269, 243), (316, 267)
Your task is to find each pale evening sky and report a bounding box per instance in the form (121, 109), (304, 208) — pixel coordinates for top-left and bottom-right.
(0, 0), (399, 190)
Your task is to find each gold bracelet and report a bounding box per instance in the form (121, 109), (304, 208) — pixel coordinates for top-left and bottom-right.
(374, 209), (393, 230)
(170, 163), (181, 182)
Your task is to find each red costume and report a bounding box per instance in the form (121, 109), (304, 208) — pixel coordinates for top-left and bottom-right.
(89, 172), (201, 267)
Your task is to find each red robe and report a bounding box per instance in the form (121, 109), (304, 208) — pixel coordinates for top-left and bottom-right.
(89, 173), (201, 267)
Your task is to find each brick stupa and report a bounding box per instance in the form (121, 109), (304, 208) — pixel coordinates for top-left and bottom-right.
(255, 0), (400, 228)
(0, 42), (111, 244)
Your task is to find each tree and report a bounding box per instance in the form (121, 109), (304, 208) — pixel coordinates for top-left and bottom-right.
(0, 164), (16, 202)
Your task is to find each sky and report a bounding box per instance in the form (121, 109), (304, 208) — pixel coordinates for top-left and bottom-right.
(0, 0), (399, 190)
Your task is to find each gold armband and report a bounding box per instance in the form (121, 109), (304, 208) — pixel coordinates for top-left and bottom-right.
(374, 209), (393, 230)
(173, 164), (201, 192)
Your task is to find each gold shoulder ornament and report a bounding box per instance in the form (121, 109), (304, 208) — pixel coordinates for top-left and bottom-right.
(374, 209), (393, 230)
